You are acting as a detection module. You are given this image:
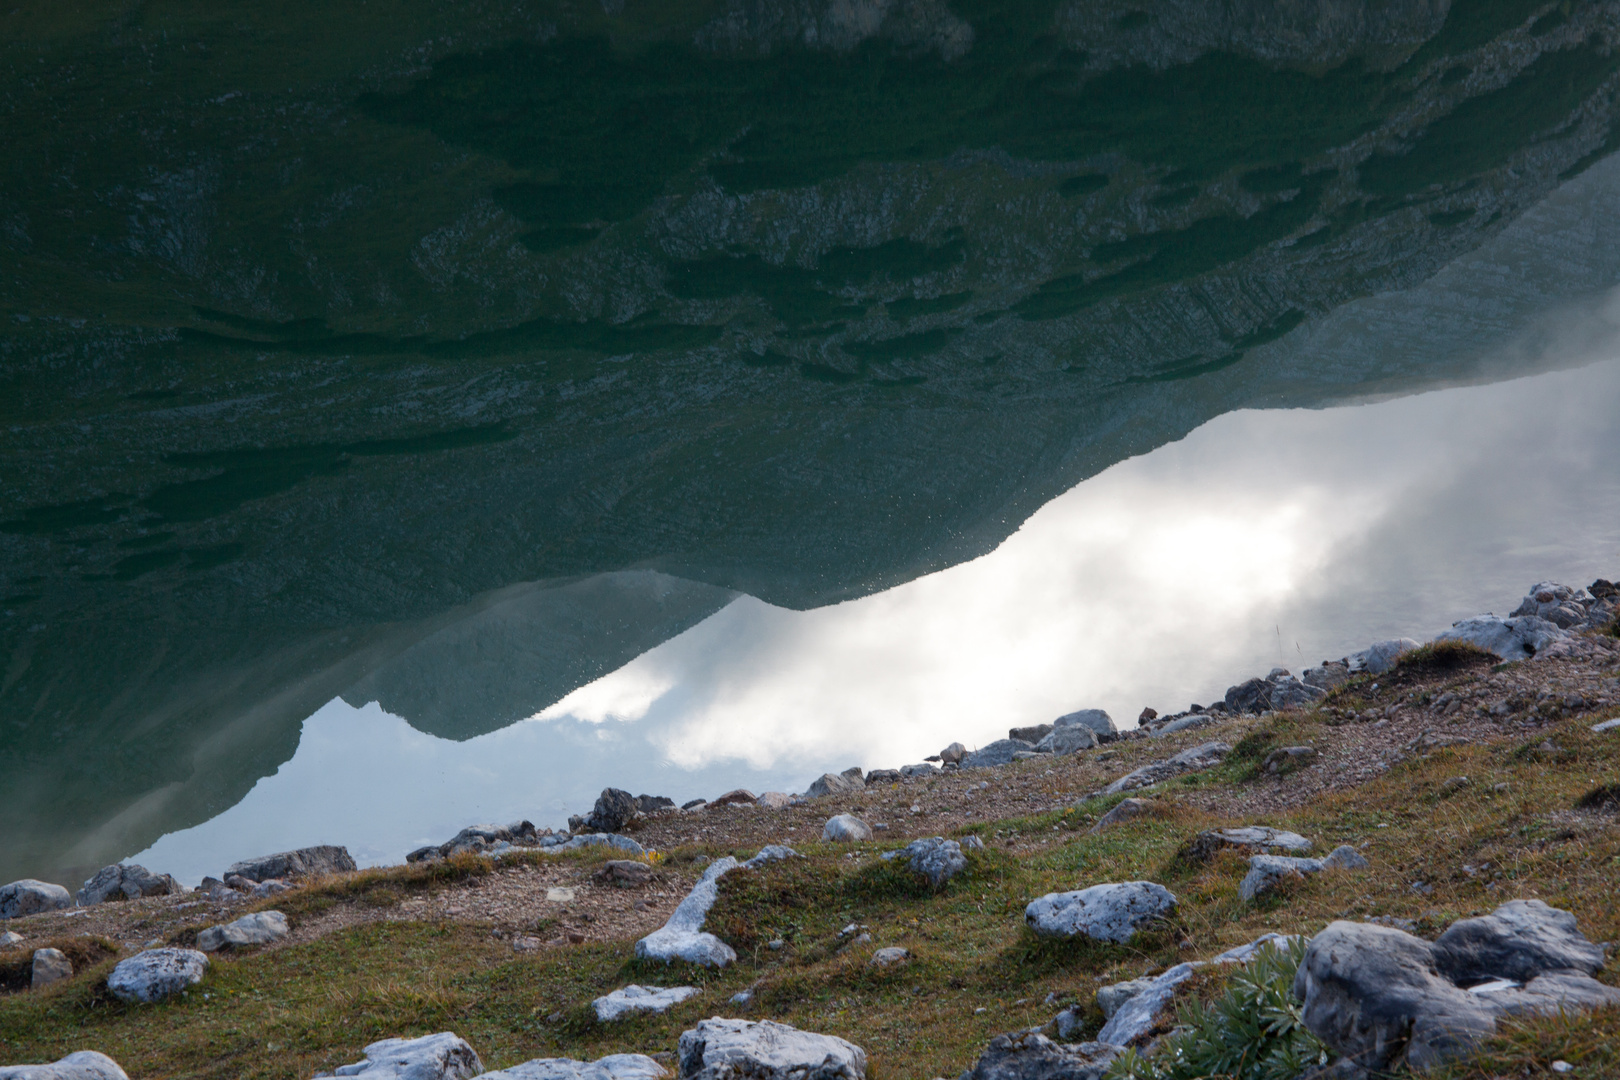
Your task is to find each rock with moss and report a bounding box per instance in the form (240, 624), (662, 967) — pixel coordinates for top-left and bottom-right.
(1025, 881), (1176, 943)
(677, 1018), (865, 1080)
(316, 1032), (482, 1078)
(0, 1050), (131, 1080)
(106, 948), (209, 1004)
(0, 880), (71, 920)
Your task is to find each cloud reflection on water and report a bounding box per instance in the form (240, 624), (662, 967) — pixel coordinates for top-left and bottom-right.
(134, 354), (1620, 883)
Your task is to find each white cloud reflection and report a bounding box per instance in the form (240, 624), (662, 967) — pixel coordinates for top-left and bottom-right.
(133, 354), (1620, 883)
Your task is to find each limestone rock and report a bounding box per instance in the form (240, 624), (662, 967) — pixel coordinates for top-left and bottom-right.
(1024, 881), (1176, 943)
(1152, 713), (1215, 736)
(963, 739), (1034, 768)
(76, 864), (181, 906)
(1295, 903), (1620, 1072)
(0, 880), (72, 920)
(677, 1018), (866, 1080)
(1348, 638), (1421, 675)
(939, 742), (967, 765)
(710, 790), (757, 807)
(807, 770), (863, 798)
(196, 911), (289, 952)
(31, 948), (72, 989)
(1239, 846), (1367, 900)
(1593, 718), (1620, 733)
(1436, 616), (1567, 662)
(822, 814), (872, 842)
(553, 833), (647, 858)
(1268, 675), (1326, 711)
(1096, 976), (1156, 1020)
(223, 845), (355, 883)
(1185, 826), (1313, 862)
(1263, 745), (1319, 773)
(862, 770), (901, 786)
(0, 930), (23, 947)
(1009, 724), (1053, 744)
(1035, 726), (1098, 755)
(1511, 582), (1593, 628)
(870, 947), (909, 968)
(757, 792), (793, 808)
(636, 858), (740, 967)
(581, 788), (638, 834)
(0, 1050), (131, 1080)
(593, 984), (700, 1022)
(636, 795), (677, 815)
(957, 1031), (1118, 1080)
(319, 1032), (482, 1078)
(1054, 709), (1116, 736)
(899, 762), (939, 777)
(483, 1055), (670, 1080)
(106, 948), (209, 1003)
(1090, 798), (1155, 832)
(1092, 933), (1300, 1046)
(1302, 660), (1352, 691)
(1102, 742), (1229, 795)
(744, 845), (800, 868)
(898, 837), (967, 888)
(1223, 677), (1272, 714)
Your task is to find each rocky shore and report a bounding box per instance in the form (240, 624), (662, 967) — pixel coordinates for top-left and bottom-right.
(3, 578), (1619, 1079)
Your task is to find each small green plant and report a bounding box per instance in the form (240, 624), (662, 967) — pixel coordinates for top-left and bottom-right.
(1107, 938), (1328, 1080)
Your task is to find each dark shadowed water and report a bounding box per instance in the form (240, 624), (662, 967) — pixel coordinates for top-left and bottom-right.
(5, 0), (1620, 886)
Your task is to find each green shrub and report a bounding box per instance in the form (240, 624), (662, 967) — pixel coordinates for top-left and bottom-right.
(1107, 937), (1328, 1080)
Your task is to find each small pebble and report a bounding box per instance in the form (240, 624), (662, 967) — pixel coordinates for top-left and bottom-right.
(1551, 1062), (1574, 1074)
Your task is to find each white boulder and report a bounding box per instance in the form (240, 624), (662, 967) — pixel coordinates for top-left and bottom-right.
(0, 880), (71, 920)
(484, 1055), (669, 1080)
(196, 910), (289, 952)
(0, 1051), (131, 1080)
(1436, 616), (1567, 662)
(106, 948), (209, 1003)
(636, 858), (739, 968)
(821, 815), (872, 842)
(592, 984), (700, 1022)
(677, 1018), (865, 1080)
(1025, 882), (1177, 943)
(321, 1032), (482, 1078)
(1054, 709), (1116, 735)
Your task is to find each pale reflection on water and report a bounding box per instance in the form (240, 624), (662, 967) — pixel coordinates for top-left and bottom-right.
(135, 355), (1620, 883)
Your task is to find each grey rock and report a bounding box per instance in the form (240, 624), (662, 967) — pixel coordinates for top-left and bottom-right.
(252, 879), (291, 898)
(939, 742), (967, 765)
(31, 948), (72, 989)
(1436, 616), (1568, 662)
(555, 833), (647, 857)
(711, 789), (758, 806)
(0, 1051), (131, 1080)
(962, 739), (1035, 768)
(961, 835), (984, 851)
(1094, 933), (1300, 1045)
(1025, 881), (1176, 943)
(1223, 677), (1272, 714)
(899, 762), (940, 777)
(321, 1032), (483, 1078)
(863, 769), (900, 786)
(1009, 724), (1053, 744)
(224, 845), (355, 883)
(583, 788), (638, 833)
(822, 814), (873, 842)
(1185, 826), (1313, 862)
(1054, 709), (1117, 736)
(757, 791), (793, 808)
(1090, 797), (1155, 832)
(1151, 713), (1214, 737)
(899, 837), (967, 888)
(0, 880), (72, 920)
(681, 799), (708, 810)
(1348, 638), (1421, 675)
(1269, 676), (1326, 711)
(744, 845), (800, 869)
(1302, 660), (1352, 691)
(1095, 976), (1156, 1020)
(807, 771), (862, 798)
(484, 1055), (669, 1080)
(1511, 582), (1592, 628)
(593, 984), (700, 1022)
(196, 910), (289, 952)
(677, 1017), (866, 1080)
(1296, 904), (1620, 1072)
(870, 947), (909, 967)
(1102, 741), (1230, 795)
(957, 1031), (1119, 1080)
(636, 856), (743, 968)
(595, 860), (654, 887)
(76, 864), (181, 906)
(0, 930), (23, 947)
(1239, 846), (1367, 900)
(1036, 726), (1099, 755)
(106, 948), (209, 1003)
(1592, 718), (1620, 733)
(1433, 899), (1604, 986)
(636, 795), (677, 814)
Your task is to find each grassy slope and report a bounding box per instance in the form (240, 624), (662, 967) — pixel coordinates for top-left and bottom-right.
(3, 653), (1620, 1077)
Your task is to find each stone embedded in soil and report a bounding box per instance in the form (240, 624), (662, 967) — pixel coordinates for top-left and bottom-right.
(807, 769), (864, 798)
(196, 910), (289, 952)
(224, 844), (355, 883)
(870, 947), (909, 967)
(1089, 797), (1154, 832)
(1102, 741), (1230, 795)
(106, 948), (209, 1004)
(1296, 901), (1620, 1072)
(75, 864), (181, 906)
(710, 789), (758, 807)
(592, 984), (700, 1022)
(636, 856), (743, 968)
(1436, 614), (1567, 662)
(1185, 826), (1314, 862)
(1009, 723), (1053, 744)
(677, 1018), (866, 1080)
(1239, 846), (1368, 901)
(0, 930), (23, 948)
(939, 742), (967, 764)
(1152, 713), (1215, 736)
(1054, 708), (1117, 736)
(894, 837), (967, 888)
(593, 861), (653, 887)
(958, 1030), (1118, 1080)
(1024, 881), (1177, 943)
(1350, 638), (1421, 674)
(962, 739), (1035, 768)
(1035, 726), (1098, 755)
(317, 1031), (482, 1079)
(0, 1050), (131, 1080)
(484, 1054), (670, 1080)
(757, 792), (793, 808)
(30, 947), (72, 989)
(0, 879), (72, 920)
(1263, 745), (1319, 773)
(822, 814), (872, 842)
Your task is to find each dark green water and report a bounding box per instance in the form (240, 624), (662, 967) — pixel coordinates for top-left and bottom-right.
(4, 0), (1620, 884)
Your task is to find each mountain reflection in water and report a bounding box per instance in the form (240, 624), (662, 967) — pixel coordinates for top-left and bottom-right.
(6, 0), (1620, 884)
